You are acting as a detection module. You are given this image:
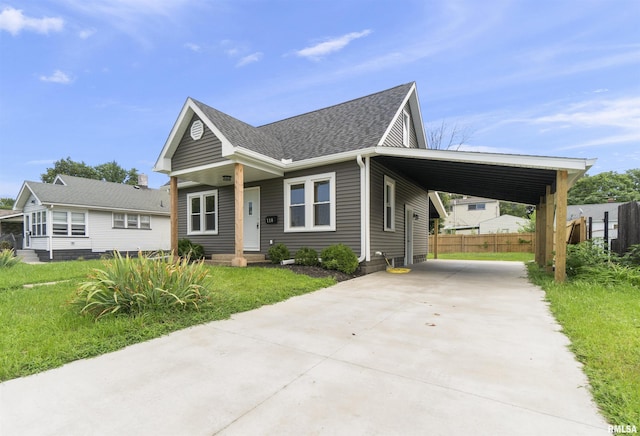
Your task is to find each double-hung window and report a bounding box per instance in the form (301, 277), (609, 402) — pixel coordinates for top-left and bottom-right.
(187, 190), (218, 235)
(31, 211), (47, 236)
(384, 176), (395, 231)
(284, 172), (335, 232)
(113, 213), (152, 229)
(52, 211), (87, 236)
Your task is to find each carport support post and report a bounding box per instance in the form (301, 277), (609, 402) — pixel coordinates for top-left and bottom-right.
(535, 197), (545, 267)
(170, 176), (178, 257)
(554, 170), (568, 282)
(544, 185), (554, 273)
(232, 163), (247, 267)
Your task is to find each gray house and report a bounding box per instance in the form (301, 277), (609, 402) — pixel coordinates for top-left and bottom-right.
(154, 82), (594, 275)
(13, 175), (170, 261)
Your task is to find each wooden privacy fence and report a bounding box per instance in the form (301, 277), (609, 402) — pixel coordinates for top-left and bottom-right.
(428, 232), (535, 254)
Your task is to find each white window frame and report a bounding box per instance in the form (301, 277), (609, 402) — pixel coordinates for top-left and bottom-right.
(113, 213), (152, 229)
(468, 203), (486, 211)
(402, 109), (411, 147)
(30, 210), (47, 236)
(284, 172), (336, 232)
(187, 190), (218, 235)
(113, 213), (125, 228)
(52, 210), (87, 236)
(384, 176), (396, 232)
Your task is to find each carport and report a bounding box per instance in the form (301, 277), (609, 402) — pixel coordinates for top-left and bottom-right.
(373, 147), (596, 282)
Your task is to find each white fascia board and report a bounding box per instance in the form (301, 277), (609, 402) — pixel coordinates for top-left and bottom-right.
(285, 148), (377, 171)
(428, 191), (448, 219)
(153, 98), (236, 173)
(374, 147), (593, 171)
(407, 84), (427, 149)
(40, 202), (170, 216)
(377, 83), (415, 147)
(232, 147), (285, 176)
(14, 182), (39, 210)
(170, 160), (234, 178)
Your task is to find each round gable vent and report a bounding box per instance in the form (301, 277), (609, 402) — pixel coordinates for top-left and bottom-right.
(190, 120), (204, 140)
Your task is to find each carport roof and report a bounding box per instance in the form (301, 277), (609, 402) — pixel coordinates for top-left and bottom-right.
(371, 147), (595, 206)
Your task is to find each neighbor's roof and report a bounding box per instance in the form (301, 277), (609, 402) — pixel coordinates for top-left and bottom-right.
(14, 175), (169, 214)
(567, 202), (624, 222)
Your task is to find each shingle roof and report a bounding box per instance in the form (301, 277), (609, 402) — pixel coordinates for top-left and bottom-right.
(189, 82), (414, 161)
(259, 83), (414, 160)
(25, 175), (169, 214)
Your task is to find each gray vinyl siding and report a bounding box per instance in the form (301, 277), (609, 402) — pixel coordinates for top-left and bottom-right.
(369, 159), (428, 263)
(177, 160), (362, 257)
(172, 115), (227, 172)
(382, 102), (418, 149)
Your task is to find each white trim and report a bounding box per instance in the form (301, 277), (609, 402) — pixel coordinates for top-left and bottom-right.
(187, 190), (219, 235)
(243, 187), (261, 251)
(402, 109), (411, 147)
(357, 155), (366, 262)
(384, 175), (396, 232)
(284, 172), (336, 232)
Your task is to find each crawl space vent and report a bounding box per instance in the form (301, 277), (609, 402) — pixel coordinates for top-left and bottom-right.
(190, 120), (204, 140)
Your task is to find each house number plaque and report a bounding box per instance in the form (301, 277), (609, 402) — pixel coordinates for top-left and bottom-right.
(265, 216), (278, 224)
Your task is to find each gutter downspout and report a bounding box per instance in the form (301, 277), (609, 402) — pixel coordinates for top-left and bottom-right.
(356, 155), (369, 262)
(48, 206), (53, 260)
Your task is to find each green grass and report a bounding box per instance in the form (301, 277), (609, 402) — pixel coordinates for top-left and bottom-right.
(0, 262), (335, 382)
(428, 252), (534, 262)
(0, 260), (104, 290)
(528, 264), (640, 426)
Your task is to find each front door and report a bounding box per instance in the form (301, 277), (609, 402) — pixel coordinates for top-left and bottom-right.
(243, 187), (260, 251)
(405, 206), (414, 265)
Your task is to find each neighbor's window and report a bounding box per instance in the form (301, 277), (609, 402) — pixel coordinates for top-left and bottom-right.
(384, 176), (395, 231)
(402, 110), (411, 147)
(52, 211), (86, 236)
(187, 190), (218, 235)
(30, 211), (47, 236)
(113, 213), (151, 229)
(468, 203), (486, 211)
(113, 213), (125, 228)
(284, 172), (335, 232)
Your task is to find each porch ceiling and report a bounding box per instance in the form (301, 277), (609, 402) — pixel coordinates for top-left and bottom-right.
(375, 155), (558, 206)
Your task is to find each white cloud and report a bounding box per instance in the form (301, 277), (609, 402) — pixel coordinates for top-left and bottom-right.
(0, 7), (64, 35)
(26, 159), (57, 165)
(236, 52), (263, 67)
(184, 42), (201, 52)
(39, 70), (73, 84)
(78, 28), (96, 39)
(533, 97), (640, 130)
(295, 29), (372, 60)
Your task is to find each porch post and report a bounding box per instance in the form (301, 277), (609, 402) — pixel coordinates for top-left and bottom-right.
(544, 185), (554, 273)
(535, 196), (545, 267)
(555, 170), (568, 282)
(232, 163), (247, 267)
(170, 176), (178, 257)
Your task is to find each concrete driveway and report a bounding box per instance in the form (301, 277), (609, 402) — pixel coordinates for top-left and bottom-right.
(0, 260), (608, 435)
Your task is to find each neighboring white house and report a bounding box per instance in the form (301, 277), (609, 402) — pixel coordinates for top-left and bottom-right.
(443, 196), (500, 234)
(479, 214), (530, 234)
(13, 174), (170, 261)
(567, 202), (623, 247)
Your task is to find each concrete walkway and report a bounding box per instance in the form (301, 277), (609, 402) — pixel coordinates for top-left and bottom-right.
(0, 260), (608, 435)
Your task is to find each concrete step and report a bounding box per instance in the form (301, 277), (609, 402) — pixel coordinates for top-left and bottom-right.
(207, 253), (266, 266)
(16, 249), (41, 263)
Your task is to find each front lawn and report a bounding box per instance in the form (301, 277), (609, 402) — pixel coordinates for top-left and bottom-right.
(528, 264), (640, 427)
(0, 262), (335, 382)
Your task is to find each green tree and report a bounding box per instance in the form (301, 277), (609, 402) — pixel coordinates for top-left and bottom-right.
(41, 157), (139, 185)
(499, 201), (530, 218)
(518, 211), (536, 233)
(0, 198), (15, 210)
(568, 170), (640, 205)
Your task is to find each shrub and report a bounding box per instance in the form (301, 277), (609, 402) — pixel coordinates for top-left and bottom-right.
(0, 249), (21, 268)
(0, 241), (12, 250)
(566, 239), (612, 277)
(71, 251), (211, 320)
(295, 247), (319, 266)
(178, 239), (205, 260)
(320, 244), (359, 274)
(619, 244), (640, 267)
(268, 243), (290, 264)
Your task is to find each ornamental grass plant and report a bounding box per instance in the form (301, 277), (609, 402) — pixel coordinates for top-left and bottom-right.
(71, 251), (211, 320)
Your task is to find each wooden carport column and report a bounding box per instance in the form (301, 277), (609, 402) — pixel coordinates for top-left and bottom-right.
(544, 185), (554, 272)
(554, 170), (568, 282)
(170, 176), (179, 256)
(535, 195), (545, 267)
(231, 163), (247, 267)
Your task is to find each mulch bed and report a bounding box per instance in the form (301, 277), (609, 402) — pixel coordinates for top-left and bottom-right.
(249, 262), (364, 282)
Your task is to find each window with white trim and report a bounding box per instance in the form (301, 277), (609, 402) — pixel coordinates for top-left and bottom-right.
(402, 110), (411, 147)
(284, 172), (335, 232)
(31, 211), (47, 236)
(52, 211), (86, 236)
(468, 203), (486, 211)
(187, 190), (218, 234)
(384, 176), (395, 231)
(113, 213), (151, 229)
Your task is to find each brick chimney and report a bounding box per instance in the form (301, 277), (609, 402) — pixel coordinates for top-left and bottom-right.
(138, 173), (148, 189)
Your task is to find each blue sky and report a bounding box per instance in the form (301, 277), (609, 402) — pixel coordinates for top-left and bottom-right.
(1, 0), (639, 198)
